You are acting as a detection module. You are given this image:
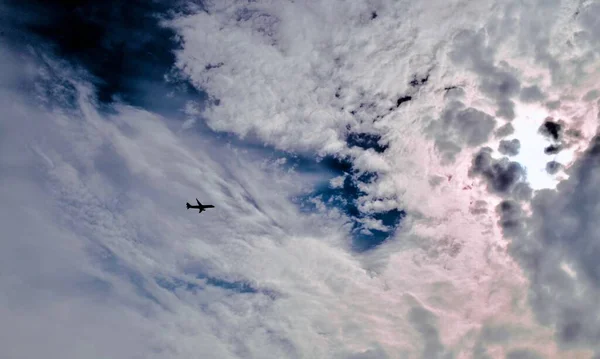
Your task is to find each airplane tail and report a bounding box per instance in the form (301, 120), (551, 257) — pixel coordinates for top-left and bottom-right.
(186, 202), (191, 209)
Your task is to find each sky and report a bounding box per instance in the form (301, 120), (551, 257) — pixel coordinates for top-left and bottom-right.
(1, 0), (600, 358)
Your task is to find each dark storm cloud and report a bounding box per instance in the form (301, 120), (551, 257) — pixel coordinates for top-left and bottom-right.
(498, 139), (520, 156)
(508, 134), (600, 351)
(429, 101), (496, 163)
(469, 147), (527, 197)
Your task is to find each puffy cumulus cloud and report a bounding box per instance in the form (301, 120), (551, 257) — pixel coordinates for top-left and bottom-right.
(499, 139), (521, 156)
(428, 101), (497, 164)
(469, 147), (532, 200)
(496, 123), (516, 138)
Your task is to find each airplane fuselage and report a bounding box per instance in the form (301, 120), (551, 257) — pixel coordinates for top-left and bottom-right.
(186, 199), (215, 213)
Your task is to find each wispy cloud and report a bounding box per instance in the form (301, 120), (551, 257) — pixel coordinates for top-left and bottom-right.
(3, 0), (600, 358)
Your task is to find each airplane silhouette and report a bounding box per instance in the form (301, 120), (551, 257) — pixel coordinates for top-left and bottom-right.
(186, 198), (215, 213)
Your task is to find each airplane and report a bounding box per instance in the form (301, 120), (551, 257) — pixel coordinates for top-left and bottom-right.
(186, 198), (215, 213)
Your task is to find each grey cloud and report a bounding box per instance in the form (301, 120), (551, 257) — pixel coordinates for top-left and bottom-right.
(495, 123), (515, 138)
(512, 182), (533, 201)
(508, 135), (600, 351)
(545, 161), (562, 175)
(449, 29), (521, 119)
(519, 85), (545, 103)
(444, 86), (465, 100)
(496, 200), (526, 237)
(578, 3), (600, 46)
(480, 71), (521, 100)
(472, 323), (536, 359)
(498, 139), (520, 156)
(453, 107), (497, 146)
(435, 138), (462, 164)
(430, 101), (496, 163)
(506, 349), (543, 359)
(343, 346), (389, 359)
(408, 305), (453, 359)
(429, 175), (445, 188)
(470, 200), (488, 215)
(545, 100), (561, 110)
(583, 89), (599, 102)
(469, 147), (526, 196)
(495, 99), (516, 121)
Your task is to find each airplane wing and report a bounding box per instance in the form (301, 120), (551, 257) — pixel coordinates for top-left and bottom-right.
(196, 198), (202, 206)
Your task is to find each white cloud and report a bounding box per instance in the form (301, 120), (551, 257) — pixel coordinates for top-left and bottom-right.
(164, 0), (600, 357)
(4, 0), (600, 358)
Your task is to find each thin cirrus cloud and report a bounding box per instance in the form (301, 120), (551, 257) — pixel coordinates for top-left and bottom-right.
(2, 0), (600, 358)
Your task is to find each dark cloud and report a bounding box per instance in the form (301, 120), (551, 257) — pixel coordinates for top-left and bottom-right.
(545, 161), (562, 175)
(469, 147), (526, 196)
(512, 182), (533, 201)
(496, 200), (525, 237)
(495, 123), (515, 138)
(498, 139), (520, 156)
(508, 134), (600, 351)
(539, 119), (562, 141)
(409, 72), (430, 88)
(395, 95), (412, 108)
(519, 85), (546, 103)
(544, 144), (561, 155)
